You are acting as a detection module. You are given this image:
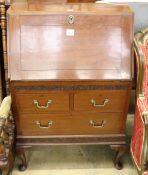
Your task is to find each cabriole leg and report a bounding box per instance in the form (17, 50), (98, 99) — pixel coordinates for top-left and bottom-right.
(110, 144), (127, 170)
(16, 149), (27, 172)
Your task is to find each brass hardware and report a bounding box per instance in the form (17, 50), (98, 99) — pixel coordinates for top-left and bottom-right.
(36, 121), (53, 129)
(91, 99), (109, 107)
(67, 15), (74, 24)
(33, 100), (52, 109)
(89, 120), (106, 128)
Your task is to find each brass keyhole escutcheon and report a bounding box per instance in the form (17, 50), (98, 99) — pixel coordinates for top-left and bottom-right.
(67, 15), (74, 24)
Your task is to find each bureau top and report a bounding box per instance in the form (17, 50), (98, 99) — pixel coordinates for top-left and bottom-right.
(7, 3), (133, 81)
(8, 3), (132, 15)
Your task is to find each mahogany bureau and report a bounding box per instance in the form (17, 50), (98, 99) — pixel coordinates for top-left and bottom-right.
(7, 2), (133, 171)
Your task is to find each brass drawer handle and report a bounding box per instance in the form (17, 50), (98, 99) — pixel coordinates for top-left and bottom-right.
(91, 99), (109, 107)
(33, 100), (52, 109)
(89, 120), (106, 128)
(36, 121), (53, 129)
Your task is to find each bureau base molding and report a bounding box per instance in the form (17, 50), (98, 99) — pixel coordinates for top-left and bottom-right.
(16, 134), (126, 145)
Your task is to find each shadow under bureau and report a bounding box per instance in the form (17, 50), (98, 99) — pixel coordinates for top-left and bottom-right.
(7, 2), (133, 171)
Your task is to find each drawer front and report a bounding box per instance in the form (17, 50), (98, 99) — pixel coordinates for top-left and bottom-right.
(74, 91), (127, 112)
(16, 113), (124, 136)
(14, 93), (69, 113)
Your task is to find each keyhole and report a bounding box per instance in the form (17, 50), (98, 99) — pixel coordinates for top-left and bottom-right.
(68, 15), (74, 24)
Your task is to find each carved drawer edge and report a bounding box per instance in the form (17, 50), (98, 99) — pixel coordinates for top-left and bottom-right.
(14, 85), (128, 91)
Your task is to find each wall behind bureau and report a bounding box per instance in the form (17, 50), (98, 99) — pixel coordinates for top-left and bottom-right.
(128, 2), (148, 32)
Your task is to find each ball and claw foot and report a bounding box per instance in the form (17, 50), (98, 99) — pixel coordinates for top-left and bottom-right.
(114, 160), (123, 170)
(18, 164), (27, 172)
(111, 145), (127, 170)
(17, 151), (27, 172)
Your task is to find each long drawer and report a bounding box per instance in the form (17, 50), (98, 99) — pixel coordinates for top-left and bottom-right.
(16, 113), (124, 136)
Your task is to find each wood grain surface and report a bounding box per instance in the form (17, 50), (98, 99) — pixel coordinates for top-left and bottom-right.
(7, 3), (133, 81)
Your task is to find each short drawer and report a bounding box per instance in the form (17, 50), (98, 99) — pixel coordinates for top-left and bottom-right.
(14, 93), (69, 113)
(74, 91), (127, 112)
(16, 113), (124, 136)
